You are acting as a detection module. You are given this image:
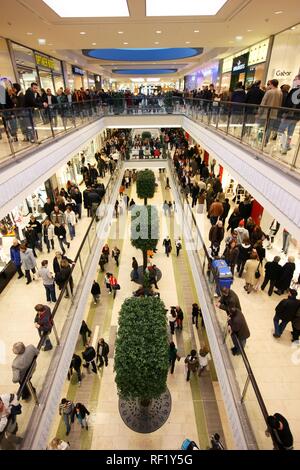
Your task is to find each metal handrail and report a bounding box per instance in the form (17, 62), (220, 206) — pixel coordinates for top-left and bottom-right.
(169, 159), (279, 449)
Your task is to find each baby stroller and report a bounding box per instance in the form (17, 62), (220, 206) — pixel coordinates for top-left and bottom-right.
(181, 438), (200, 450)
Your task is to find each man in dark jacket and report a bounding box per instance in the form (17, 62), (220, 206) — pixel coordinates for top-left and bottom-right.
(231, 81), (246, 120)
(68, 354), (82, 384)
(217, 287), (241, 313)
(273, 289), (300, 338)
(96, 338), (109, 368)
(266, 413), (293, 450)
(245, 80), (265, 107)
(82, 344), (97, 374)
(228, 307), (250, 355)
(261, 256), (282, 296)
(291, 306), (300, 343)
(275, 257), (296, 295)
(209, 220), (224, 251)
(43, 197), (54, 218)
(34, 304), (53, 351)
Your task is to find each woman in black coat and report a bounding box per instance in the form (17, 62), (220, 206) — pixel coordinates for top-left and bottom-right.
(275, 257), (296, 295)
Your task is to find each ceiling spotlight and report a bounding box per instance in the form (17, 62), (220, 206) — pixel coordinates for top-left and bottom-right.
(80, 31), (86, 35)
(291, 26), (296, 30)
(38, 38), (46, 45)
(274, 10), (283, 14)
(156, 30), (162, 34)
(154, 41), (159, 44)
(194, 30), (199, 33)
(118, 31), (124, 34)
(235, 36), (243, 40)
(92, 42), (97, 45)
(26, 32), (33, 35)
(247, 29), (253, 32)
(185, 41), (191, 44)
(123, 42), (128, 45)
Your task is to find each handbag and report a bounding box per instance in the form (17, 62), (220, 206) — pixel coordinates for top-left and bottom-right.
(255, 262), (261, 279)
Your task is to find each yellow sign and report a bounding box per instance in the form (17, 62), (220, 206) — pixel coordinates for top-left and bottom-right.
(35, 54), (55, 69)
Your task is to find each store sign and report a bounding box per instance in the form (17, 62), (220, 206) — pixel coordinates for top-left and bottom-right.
(72, 65), (85, 76)
(35, 54), (55, 69)
(248, 39), (269, 66)
(232, 53), (249, 73)
(275, 69), (292, 77)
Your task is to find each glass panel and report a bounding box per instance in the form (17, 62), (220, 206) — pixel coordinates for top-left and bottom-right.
(228, 103), (244, 140)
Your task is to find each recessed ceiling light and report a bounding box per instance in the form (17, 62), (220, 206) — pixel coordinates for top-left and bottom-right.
(247, 29), (252, 32)
(118, 31), (124, 34)
(92, 42), (97, 45)
(156, 30), (162, 34)
(147, 0), (227, 16)
(43, 0), (129, 17)
(274, 10), (283, 14)
(123, 42), (128, 45)
(235, 36), (243, 40)
(26, 32), (33, 35)
(185, 41), (191, 44)
(154, 41), (159, 45)
(194, 30), (199, 33)
(291, 26), (296, 30)
(80, 31), (86, 35)
(38, 38), (46, 45)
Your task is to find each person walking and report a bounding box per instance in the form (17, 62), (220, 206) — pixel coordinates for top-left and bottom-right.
(175, 237), (182, 257)
(99, 253), (106, 272)
(96, 338), (109, 368)
(167, 308), (177, 335)
(102, 244), (110, 264)
(237, 238), (252, 278)
(163, 236), (172, 257)
(82, 344), (97, 374)
(261, 256), (282, 297)
(38, 260), (57, 303)
(169, 341), (180, 374)
(227, 307), (250, 356)
(112, 247), (120, 267)
(91, 280), (101, 304)
(198, 346), (211, 376)
(104, 272), (112, 293)
(184, 350), (199, 381)
(67, 354), (82, 385)
(209, 220), (224, 253)
(191, 303), (201, 329)
(223, 239), (239, 276)
(10, 239), (24, 279)
(65, 206), (76, 241)
(34, 304), (53, 351)
(132, 257), (139, 281)
(43, 219), (55, 253)
(20, 244), (37, 285)
(175, 306), (184, 330)
(72, 403), (90, 430)
(273, 289), (300, 338)
(208, 199), (224, 226)
(54, 223), (70, 255)
(59, 398), (74, 436)
(109, 273), (119, 298)
(12, 342), (39, 400)
(79, 320), (91, 346)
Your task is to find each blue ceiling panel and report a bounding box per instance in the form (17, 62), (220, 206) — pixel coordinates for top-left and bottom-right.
(112, 69), (177, 74)
(82, 48), (203, 61)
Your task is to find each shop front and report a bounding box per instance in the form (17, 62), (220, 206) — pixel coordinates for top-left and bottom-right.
(266, 24), (300, 87)
(184, 62), (220, 91)
(10, 41), (65, 93)
(220, 38), (270, 92)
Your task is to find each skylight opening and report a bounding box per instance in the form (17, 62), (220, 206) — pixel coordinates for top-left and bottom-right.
(43, 0), (129, 17)
(146, 0), (227, 16)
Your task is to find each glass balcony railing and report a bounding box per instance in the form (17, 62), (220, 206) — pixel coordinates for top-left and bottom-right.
(1, 96), (299, 173)
(0, 160), (122, 450)
(168, 159), (280, 450)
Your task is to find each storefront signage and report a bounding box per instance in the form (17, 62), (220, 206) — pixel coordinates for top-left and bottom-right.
(248, 39), (269, 66)
(35, 54), (55, 69)
(232, 53), (249, 73)
(275, 69), (292, 77)
(72, 65), (85, 76)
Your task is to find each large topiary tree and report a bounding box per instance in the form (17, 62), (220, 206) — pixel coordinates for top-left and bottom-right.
(131, 205), (159, 270)
(114, 297), (169, 406)
(136, 169), (156, 205)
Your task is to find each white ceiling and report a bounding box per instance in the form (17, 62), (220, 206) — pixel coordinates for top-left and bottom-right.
(1, 0), (299, 80)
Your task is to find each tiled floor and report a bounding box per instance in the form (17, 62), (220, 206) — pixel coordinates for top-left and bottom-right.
(50, 170), (232, 451)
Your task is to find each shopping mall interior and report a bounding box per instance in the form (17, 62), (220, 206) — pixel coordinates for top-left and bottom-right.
(0, 0), (300, 455)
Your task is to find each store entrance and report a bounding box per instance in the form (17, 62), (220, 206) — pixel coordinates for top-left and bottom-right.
(18, 67), (38, 93)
